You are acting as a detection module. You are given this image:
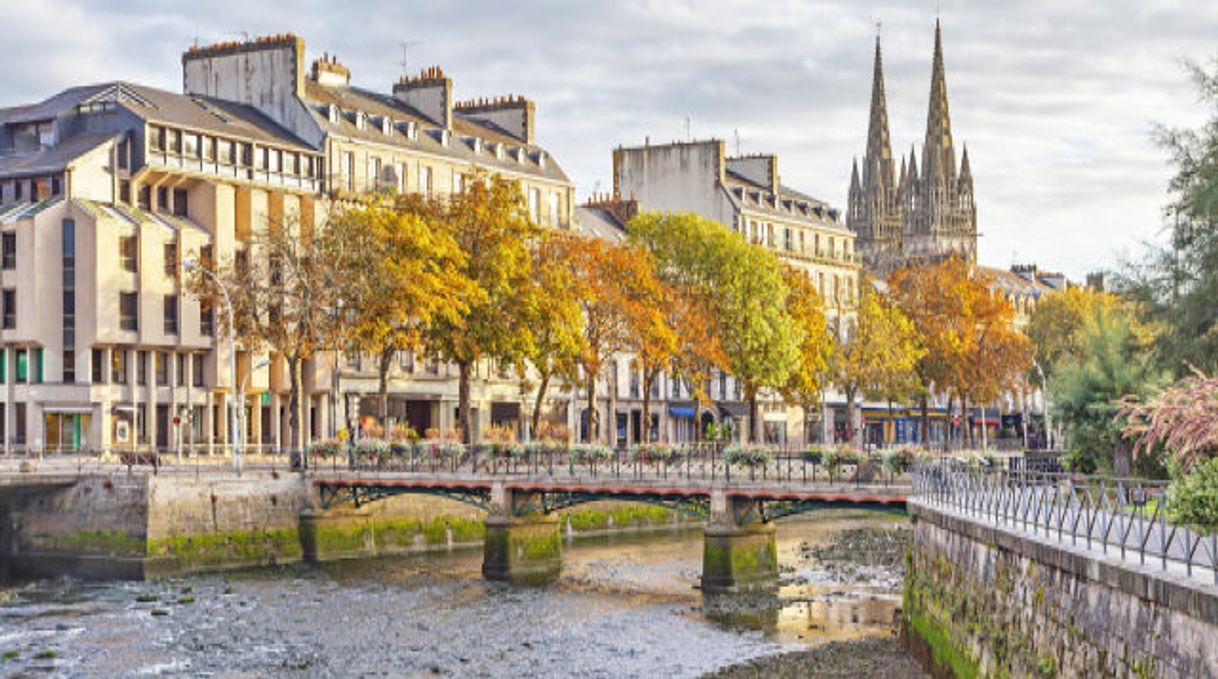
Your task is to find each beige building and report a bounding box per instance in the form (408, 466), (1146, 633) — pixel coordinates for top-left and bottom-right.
(0, 33), (578, 454)
(0, 80), (322, 453)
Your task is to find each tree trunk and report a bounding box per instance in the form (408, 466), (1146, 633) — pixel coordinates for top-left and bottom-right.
(920, 394), (930, 450)
(378, 347), (392, 428)
(747, 388), (761, 444)
(532, 371), (551, 441)
(641, 369), (654, 445)
(295, 358), (306, 452)
(585, 370), (598, 444)
(1114, 439), (1132, 477)
(962, 393), (972, 449)
(945, 394), (954, 452)
(288, 357), (300, 453)
(845, 386), (857, 444)
(458, 360), (473, 445)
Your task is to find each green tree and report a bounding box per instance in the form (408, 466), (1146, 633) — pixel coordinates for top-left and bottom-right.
(1026, 286), (1121, 382)
(1116, 60), (1218, 376)
(627, 211), (799, 443)
(1051, 306), (1164, 474)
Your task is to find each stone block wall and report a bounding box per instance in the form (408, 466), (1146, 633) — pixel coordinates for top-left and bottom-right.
(904, 501), (1218, 679)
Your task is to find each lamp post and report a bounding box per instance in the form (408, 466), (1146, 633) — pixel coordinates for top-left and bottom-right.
(1033, 361), (1050, 450)
(184, 259), (240, 473)
(240, 357), (271, 458)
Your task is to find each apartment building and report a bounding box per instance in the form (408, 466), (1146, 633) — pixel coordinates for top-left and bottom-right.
(0, 79), (322, 453)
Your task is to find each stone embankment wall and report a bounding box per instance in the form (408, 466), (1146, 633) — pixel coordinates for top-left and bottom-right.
(903, 501), (1218, 679)
(2, 472), (694, 581)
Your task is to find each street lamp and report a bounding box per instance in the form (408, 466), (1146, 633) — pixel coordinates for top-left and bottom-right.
(183, 258), (241, 473)
(1032, 361), (1050, 450)
(240, 357), (271, 457)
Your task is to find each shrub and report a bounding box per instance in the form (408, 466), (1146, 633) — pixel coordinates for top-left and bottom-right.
(1169, 456), (1218, 534)
(308, 439), (343, 461)
(632, 444), (682, 465)
(723, 445), (770, 468)
(353, 438), (390, 462)
(567, 444), (613, 465)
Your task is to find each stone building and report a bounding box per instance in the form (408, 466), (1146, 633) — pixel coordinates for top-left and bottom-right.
(0, 33), (575, 454)
(848, 21), (977, 273)
(595, 139), (861, 444)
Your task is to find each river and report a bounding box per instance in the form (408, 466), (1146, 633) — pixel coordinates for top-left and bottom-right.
(0, 512), (912, 678)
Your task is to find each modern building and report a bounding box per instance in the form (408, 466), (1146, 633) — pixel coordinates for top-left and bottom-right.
(0, 33), (577, 454)
(0, 79), (323, 454)
(847, 21), (977, 274)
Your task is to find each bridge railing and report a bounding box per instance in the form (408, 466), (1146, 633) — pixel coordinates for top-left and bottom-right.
(312, 443), (911, 489)
(912, 461), (1218, 584)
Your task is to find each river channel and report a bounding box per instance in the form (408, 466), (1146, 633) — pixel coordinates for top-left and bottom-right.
(0, 512), (913, 678)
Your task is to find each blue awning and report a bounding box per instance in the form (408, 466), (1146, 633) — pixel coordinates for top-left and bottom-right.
(668, 405), (696, 418)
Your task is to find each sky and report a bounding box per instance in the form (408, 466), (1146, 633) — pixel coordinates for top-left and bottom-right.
(3, 0), (1215, 279)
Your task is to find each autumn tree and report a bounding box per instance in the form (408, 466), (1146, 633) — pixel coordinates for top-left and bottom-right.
(1026, 286), (1121, 382)
(520, 231), (586, 439)
(328, 198), (472, 428)
(563, 235), (671, 444)
(418, 174), (539, 444)
(190, 212), (344, 456)
(781, 266), (833, 430)
(830, 278), (923, 442)
(956, 278), (1035, 447)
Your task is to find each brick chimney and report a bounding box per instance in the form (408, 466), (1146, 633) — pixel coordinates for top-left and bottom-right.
(392, 66), (452, 130)
(454, 95), (535, 145)
(310, 52), (349, 87)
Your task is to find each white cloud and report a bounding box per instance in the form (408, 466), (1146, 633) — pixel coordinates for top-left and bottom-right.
(2, 0), (1212, 279)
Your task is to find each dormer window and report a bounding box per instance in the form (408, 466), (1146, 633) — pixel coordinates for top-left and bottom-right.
(494, 143), (505, 161)
(471, 137), (483, 154)
(404, 121), (417, 139)
(381, 117), (392, 135)
(536, 151), (547, 169)
(327, 104), (339, 124)
(439, 129), (451, 147)
(354, 111), (366, 131)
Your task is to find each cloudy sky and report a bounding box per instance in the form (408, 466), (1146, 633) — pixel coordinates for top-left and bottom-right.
(5, 0), (1214, 278)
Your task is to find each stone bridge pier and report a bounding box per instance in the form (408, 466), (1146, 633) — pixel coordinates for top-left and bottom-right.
(481, 483), (562, 585)
(0, 501), (11, 581)
(701, 490), (778, 594)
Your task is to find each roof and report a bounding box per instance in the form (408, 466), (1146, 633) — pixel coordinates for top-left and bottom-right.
(575, 206), (627, 243)
(723, 174), (848, 233)
(302, 81), (569, 183)
(0, 82), (315, 151)
(980, 265), (1055, 299)
(0, 132), (112, 177)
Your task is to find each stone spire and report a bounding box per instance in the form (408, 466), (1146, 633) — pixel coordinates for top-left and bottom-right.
(864, 34), (893, 186)
(921, 18), (956, 193)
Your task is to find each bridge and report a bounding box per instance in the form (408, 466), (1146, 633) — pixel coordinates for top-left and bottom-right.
(305, 449), (909, 591)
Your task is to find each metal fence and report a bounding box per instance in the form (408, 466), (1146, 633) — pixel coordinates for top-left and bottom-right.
(912, 462), (1218, 584)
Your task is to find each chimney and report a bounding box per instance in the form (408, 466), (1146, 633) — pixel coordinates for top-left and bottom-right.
(311, 52), (350, 87)
(453, 94), (535, 145)
(392, 65), (452, 130)
(183, 33), (306, 102)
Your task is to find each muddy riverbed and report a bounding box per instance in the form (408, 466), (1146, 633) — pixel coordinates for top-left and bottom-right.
(0, 511), (920, 677)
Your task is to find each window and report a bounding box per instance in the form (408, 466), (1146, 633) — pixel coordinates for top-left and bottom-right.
(2, 233), (14, 269)
(164, 242), (177, 276)
(192, 353), (204, 387)
(200, 306), (214, 337)
(119, 180), (131, 204)
(200, 244), (213, 270)
(2, 288), (14, 329)
(119, 292), (138, 331)
(15, 403), (25, 445)
(394, 162), (405, 193)
(452, 171), (463, 194)
(367, 156), (380, 190)
(343, 152), (355, 192)
(528, 188), (540, 223)
(92, 348), (104, 383)
(120, 235), (137, 272)
(176, 354), (186, 387)
(166, 128), (180, 154)
(163, 295), (178, 335)
(150, 126), (164, 152)
(421, 166), (432, 196)
(138, 185), (151, 211)
(15, 349), (27, 382)
(269, 149), (281, 174)
(157, 187), (168, 212)
(155, 352), (168, 386)
(182, 133), (199, 158)
(63, 350), (75, 383)
(240, 143), (253, 167)
(34, 348), (42, 383)
(173, 188), (188, 217)
(218, 139), (233, 164)
(549, 192), (559, 226)
(118, 138), (130, 170)
(112, 349), (127, 384)
(202, 136), (214, 162)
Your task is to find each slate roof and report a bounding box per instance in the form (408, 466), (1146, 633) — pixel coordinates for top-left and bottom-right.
(0, 132), (112, 177)
(575, 205), (627, 243)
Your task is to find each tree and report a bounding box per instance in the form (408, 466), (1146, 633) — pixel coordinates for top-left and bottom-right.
(190, 212), (344, 456)
(1026, 286), (1121, 382)
(328, 198), (471, 429)
(1051, 305), (1164, 474)
(830, 278), (923, 443)
(627, 211), (799, 443)
(781, 266), (833, 433)
(520, 231), (586, 439)
(1122, 373), (1218, 472)
(1116, 60), (1218, 377)
(562, 234), (670, 444)
(418, 173), (539, 444)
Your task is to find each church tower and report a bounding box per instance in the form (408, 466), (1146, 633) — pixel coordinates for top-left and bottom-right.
(901, 20), (977, 264)
(847, 33), (904, 272)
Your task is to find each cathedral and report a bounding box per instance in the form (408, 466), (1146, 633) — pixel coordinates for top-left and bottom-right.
(847, 20), (977, 274)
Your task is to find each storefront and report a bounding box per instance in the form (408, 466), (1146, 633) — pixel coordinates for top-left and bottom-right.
(43, 407), (93, 454)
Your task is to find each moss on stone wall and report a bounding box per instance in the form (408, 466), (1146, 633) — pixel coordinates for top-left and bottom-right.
(562, 505), (677, 531)
(148, 529), (302, 568)
(29, 529), (146, 556)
